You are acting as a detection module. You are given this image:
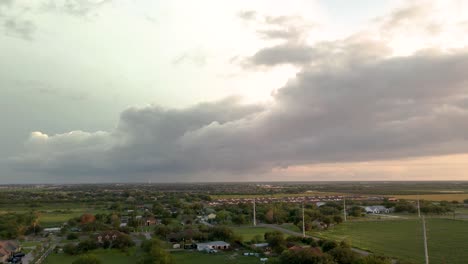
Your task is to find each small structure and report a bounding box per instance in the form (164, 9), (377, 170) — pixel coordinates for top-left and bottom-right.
(252, 243), (269, 249)
(363, 206), (392, 214)
(96, 231), (122, 243)
(0, 241), (20, 263)
(144, 217), (159, 226)
(173, 244), (181, 249)
(207, 213), (217, 220)
(196, 241), (230, 252)
(43, 227), (61, 233)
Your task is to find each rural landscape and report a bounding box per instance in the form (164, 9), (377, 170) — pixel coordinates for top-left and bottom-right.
(1, 182), (467, 263)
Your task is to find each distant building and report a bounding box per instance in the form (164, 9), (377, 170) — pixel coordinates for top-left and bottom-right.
(207, 213), (217, 220)
(316, 202), (326, 207)
(252, 243), (269, 249)
(0, 241), (20, 263)
(144, 217), (159, 226)
(196, 241), (230, 251)
(43, 227), (61, 233)
(363, 206), (392, 214)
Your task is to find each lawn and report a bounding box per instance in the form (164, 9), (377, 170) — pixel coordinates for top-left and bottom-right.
(231, 226), (281, 242)
(314, 218), (468, 264)
(172, 251), (265, 264)
(43, 248), (137, 264)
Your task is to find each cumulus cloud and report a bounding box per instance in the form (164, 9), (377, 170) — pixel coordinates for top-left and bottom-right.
(7, 0), (468, 181)
(238, 10), (315, 42)
(10, 44), (468, 180)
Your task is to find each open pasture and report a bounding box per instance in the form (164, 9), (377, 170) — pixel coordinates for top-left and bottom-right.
(314, 218), (468, 264)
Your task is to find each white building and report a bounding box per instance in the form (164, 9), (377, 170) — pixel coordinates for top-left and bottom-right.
(196, 241), (230, 251)
(363, 206), (391, 214)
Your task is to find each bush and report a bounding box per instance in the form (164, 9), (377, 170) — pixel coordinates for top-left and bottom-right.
(67, 233), (79, 240)
(64, 243), (78, 255)
(322, 240), (338, 252)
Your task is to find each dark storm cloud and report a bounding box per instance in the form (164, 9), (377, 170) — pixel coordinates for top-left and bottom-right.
(9, 41), (468, 180)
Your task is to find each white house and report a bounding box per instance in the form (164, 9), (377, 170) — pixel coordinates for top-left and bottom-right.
(196, 241), (230, 251)
(43, 227), (61, 233)
(363, 206), (391, 214)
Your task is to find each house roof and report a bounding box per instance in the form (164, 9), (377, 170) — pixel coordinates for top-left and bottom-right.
(0, 241), (18, 252)
(196, 241), (230, 247)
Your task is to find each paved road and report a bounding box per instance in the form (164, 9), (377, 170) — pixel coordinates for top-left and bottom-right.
(258, 223), (370, 256)
(22, 252), (34, 264)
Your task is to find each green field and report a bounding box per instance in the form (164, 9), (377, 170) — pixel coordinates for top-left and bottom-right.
(0, 203), (109, 227)
(314, 218), (468, 264)
(172, 251), (264, 264)
(43, 249), (137, 264)
(231, 226), (282, 242)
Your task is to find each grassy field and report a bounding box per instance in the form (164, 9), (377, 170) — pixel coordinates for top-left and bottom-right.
(0, 203), (110, 227)
(43, 249), (137, 264)
(314, 218), (468, 264)
(231, 226), (283, 242)
(389, 193), (468, 202)
(172, 251), (264, 264)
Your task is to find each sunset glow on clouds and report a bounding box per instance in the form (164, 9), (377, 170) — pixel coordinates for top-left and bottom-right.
(2, 0), (468, 182)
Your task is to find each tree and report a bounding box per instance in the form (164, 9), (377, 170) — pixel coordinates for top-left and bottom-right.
(265, 231), (286, 254)
(72, 254), (102, 264)
(322, 240), (338, 252)
(64, 243), (78, 255)
(348, 206), (365, 217)
(328, 246), (359, 264)
(139, 238), (173, 264)
(279, 248), (335, 264)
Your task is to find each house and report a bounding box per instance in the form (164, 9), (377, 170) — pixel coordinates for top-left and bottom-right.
(363, 206), (392, 214)
(96, 231), (123, 243)
(252, 243), (269, 249)
(43, 227), (61, 233)
(207, 213), (216, 220)
(196, 241), (230, 252)
(144, 217), (159, 226)
(0, 241), (20, 263)
(316, 202), (326, 207)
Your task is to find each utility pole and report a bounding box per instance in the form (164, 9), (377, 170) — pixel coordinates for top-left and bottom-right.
(253, 198), (256, 227)
(302, 202), (305, 238)
(343, 196), (347, 222)
(422, 216), (429, 264)
(417, 195), (421, 218)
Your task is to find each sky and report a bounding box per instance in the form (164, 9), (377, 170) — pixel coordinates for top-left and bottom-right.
(1, 0), (468, 183)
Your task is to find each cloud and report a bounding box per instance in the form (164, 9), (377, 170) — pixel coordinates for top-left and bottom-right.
(173, 50), (208, 67)
(40, 0), (112, 17)
(247, 43), (315, 66)
(7, 1), (468, 181)
(3, 17), (36, 40)
(239, 11), (316, 42)
(9, 44), (468, 180)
